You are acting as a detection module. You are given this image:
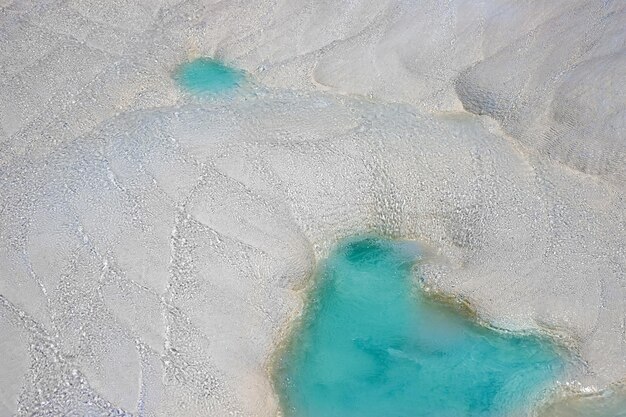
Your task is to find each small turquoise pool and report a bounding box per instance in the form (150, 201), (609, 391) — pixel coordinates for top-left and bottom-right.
(275, 237), (565, 417)
(174, 58), (244, 94)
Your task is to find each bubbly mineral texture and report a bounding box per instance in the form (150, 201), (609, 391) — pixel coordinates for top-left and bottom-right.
(0, 1), (624, 416)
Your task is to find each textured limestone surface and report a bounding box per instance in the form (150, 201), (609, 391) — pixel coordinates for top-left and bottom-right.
(0, 0), (624, 416)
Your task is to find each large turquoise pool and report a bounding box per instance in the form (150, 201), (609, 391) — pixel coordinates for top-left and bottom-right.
(275, 237), (565, 417)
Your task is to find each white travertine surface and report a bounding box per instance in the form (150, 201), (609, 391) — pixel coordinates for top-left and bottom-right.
(0, 1), (624, 416)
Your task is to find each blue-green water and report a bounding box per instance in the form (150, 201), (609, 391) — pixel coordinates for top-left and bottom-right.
(276, 237), (565, 417)
(174, 58), (244, 94)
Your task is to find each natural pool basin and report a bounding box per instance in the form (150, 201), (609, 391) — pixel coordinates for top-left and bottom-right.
(275, 237), (565, 417)
(174, 57), (244, 94)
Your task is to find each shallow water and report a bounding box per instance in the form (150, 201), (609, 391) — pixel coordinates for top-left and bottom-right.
(538, 386), (626, 417)
(174, 58), (244, 94)
(276, 237), (565, 417)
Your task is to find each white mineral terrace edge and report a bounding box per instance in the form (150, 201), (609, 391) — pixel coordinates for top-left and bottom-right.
(0, 1), (625, 416)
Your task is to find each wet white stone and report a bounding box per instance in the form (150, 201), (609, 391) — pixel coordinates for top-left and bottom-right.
(0, 1), (624, 416)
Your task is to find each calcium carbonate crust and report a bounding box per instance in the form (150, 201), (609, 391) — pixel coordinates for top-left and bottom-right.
(0, 0), (624, 416)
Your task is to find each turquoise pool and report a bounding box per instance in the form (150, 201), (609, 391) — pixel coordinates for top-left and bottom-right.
(275, 237), (565, 417)
(174, 57), (244, 94)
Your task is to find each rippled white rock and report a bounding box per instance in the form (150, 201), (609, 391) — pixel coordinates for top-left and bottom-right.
(0, 1), (624, 416)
